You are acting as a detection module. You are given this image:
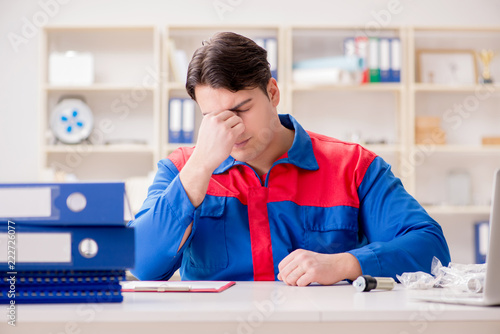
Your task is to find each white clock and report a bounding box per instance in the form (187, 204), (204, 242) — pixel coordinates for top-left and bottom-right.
(50, 98), (94, 144)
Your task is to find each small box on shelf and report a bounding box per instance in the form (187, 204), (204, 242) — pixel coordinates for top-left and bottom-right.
(415, 116), (446, 145)
(482, 137), (500, 146)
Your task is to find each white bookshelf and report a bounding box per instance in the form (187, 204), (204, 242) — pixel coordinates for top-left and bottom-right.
(37, 24), (500, 263)
(39, 26), (161, 182)
(407, 26), (500, 213)
(285, 25), (408, 186)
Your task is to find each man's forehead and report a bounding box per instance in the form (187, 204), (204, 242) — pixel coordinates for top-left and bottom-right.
(195, 85), (255, 112)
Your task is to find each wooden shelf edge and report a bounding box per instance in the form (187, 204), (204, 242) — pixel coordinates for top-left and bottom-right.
(412, 83), (500, 92)
(413, 145), (500, 153)
(44, 84), (157, 92)
(291, 83), (403, 92)
(424, 205), (491, 215)
(45, 144), (156, 153)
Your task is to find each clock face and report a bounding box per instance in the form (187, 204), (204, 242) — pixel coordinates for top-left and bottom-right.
(51, 98), (94, 144)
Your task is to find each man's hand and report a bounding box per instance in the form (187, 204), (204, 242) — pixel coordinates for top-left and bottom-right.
(277, 250), (362, 286)
(191, 110), (245, 172)
(179, 109), (245, 208)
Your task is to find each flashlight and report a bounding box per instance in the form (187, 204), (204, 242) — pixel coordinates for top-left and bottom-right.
(353, 275), (396, 292)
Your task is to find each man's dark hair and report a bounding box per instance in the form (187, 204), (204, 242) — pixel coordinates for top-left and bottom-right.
(186, 32), (272, 101)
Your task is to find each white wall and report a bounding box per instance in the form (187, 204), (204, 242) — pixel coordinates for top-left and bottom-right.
(1, 0), (500, 182)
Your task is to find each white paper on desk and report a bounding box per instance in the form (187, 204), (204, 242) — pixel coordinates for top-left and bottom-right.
(121, 281), (235, 293)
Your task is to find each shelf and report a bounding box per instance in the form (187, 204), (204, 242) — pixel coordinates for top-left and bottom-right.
(46, 144), (155, 153)
(44, 25), (157, 32)
(412, 83), (500, 93)
(414, 144), (500, 153)
(424, 205), (491, 215)
(290, 83), (403, 92)
(363, 144), (402, 153)
(44, 84), (156, 92)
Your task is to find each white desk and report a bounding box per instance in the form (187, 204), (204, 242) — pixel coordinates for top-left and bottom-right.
(2, 282), (500, 334)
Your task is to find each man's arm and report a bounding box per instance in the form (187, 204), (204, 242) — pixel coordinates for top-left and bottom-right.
(127, 159), (197, 280)
(347, 157), (451, 278)
(128, 109), (244, 280)
(278, 156), (451, 286)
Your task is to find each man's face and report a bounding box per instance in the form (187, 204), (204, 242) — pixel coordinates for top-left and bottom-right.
(194, 79), (281, 165)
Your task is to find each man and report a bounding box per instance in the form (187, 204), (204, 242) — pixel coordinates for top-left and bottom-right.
(129, 32), (450, 286)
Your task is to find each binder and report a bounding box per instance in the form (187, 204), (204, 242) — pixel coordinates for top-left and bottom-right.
(475, 221), (489, 264)
(368, 37), (380, 83)
(343, 37), (356, 58)
(0, 182), (131, 225)
(182, 99), (196, 144)
(0, 225), (135, 270)
(168, 39), (189, 83)
(0, 283), (123, 304)
(168, 98), (182, 143)
(355, 36), (369, 84)
(390, 38), (401, 82)
(266, 37), (278, 81)
(1, 270), (126, 286)
(255, 37), (278, 81)
(379, 38), (391, 83)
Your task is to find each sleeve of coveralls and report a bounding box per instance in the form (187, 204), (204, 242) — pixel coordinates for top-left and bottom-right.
(347, 156), (451, 280)
(127, 158), (196, 280)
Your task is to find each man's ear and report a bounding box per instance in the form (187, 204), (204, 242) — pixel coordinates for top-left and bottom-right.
(267, 78), (280, 107)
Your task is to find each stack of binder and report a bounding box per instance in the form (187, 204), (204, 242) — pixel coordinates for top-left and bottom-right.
(0, 182), (134, 304)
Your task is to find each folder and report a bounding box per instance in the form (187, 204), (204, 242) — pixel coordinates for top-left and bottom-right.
(266, 38), (278, 81)
(343, 37), (356, 58)
(121, 280), (235, 293)
(475, 221), (489, 264)
(182, 99), (195, 144)
(168, 39), (189, 84)
(0, 182), (131, 225)
(0, 283), (123, 304)
(254, 37), (278, 81)
(0, 225), (135, 271)
(379, 38), (391, 83)
(355, 36), (369, 84)
(368, 37), (380, 83)
(390, 38), (401, 82)
(1, 270), (126, 286)
(168, 98), (182, 143)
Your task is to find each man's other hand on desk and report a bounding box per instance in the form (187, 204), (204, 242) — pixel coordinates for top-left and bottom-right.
(277, 250), (362, 286)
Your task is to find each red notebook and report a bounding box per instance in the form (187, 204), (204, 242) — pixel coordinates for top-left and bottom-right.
(121, 281), (235, 293)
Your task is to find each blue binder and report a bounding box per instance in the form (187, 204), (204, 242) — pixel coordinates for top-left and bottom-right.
(0, 283), (123, 304)
(168, 98), (183, 143)
(1, 270), (126, 286)
(389, 38), (401, 83)
(379, 38), (391, 83)
(254, 37), (278, 81)
(0, 225), (135, 270)
(474, 221), (489, 264)
(181, 99), (196, 144)
(0, 182), (130, 226)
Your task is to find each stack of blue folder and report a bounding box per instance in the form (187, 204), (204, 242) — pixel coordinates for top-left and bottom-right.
(0, 182), (135, 304)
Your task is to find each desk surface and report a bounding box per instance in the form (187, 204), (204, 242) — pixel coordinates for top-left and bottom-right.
(3, 282), (500, 334)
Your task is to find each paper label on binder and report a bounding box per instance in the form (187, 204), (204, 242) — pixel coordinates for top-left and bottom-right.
(0, 187), (51, 218)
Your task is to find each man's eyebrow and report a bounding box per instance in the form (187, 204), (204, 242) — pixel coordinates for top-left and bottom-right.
(228, 98), (252, 111)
